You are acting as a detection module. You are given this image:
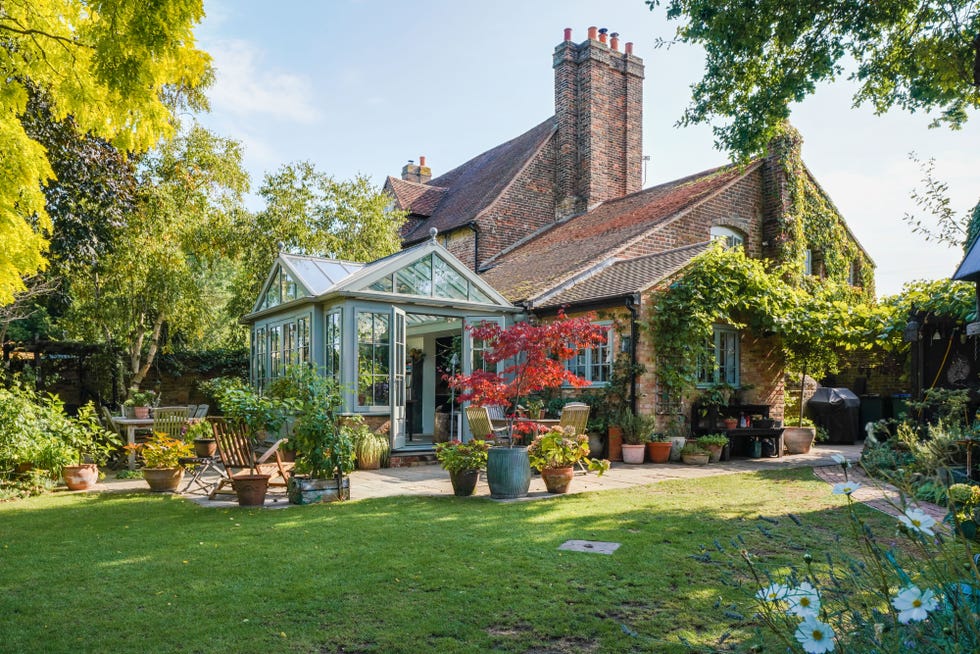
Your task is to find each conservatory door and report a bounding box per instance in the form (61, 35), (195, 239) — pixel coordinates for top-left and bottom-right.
(390, 307), (407, 449)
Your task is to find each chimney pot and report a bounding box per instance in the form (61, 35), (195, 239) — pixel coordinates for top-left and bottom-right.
(587, 26), (597, 41)
(419, 155), (426, 167)
(625, 42), (633, 55)
(563, 27), (572, 41)
(598, 27), (608, 44)
(610, 32), (619, 51)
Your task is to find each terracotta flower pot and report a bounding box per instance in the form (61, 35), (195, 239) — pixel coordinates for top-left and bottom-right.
(783, 427), (816, 454)
(723, 417), (738, 430)
(449, 469), (480, 496)
(646, 441), (672, 463)
(193, 438), (216, 458)
(705, 444), (723, 463)
(142, 467), (184, 492)
(607, 426), (623, 461)
(233, 473), (270, 507)
(134, 406), (150, 419)
(62, 463), (99, 491)
(622, 443), (645, 464)
(540, 466), (574, 494)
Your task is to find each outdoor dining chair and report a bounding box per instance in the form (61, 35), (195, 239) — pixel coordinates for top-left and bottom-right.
(152, 407), (190, 439)
(559, 403), (591, 473)
(209, 418), (293, 499)
(465, 405), (509, 443)
(193, 404), (209, 419)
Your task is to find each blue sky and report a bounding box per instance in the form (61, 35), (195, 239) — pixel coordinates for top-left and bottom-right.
(196, 0), (980, 297)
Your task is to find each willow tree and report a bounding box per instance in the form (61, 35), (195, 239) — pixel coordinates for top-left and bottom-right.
(0, 0), (211, 305)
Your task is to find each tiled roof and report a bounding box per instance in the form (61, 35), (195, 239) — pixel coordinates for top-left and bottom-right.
(480, 162), (757, 302)
(386, 177), (447, 216)
(401, 117), (556, 243)
(535, 242), (711, 308)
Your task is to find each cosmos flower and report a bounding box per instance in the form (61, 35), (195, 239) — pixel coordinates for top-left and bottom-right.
(892, 585), (938, 624)
(898, 508), (937, 536)
(794, 616), (835, 653)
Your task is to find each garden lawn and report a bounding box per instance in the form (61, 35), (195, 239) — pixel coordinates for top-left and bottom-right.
(0, 468), (898, 653)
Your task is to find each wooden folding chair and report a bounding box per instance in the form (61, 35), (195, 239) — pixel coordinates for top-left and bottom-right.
(465, 405), (509, 443)
(209, 418), (294, 499)
(560, 403), (591, 473)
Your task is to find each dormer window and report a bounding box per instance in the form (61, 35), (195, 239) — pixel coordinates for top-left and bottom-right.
(710, 226), (745, 250)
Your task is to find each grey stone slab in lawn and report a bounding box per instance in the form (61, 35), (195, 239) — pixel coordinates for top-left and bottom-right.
(559, 539), (620, 554)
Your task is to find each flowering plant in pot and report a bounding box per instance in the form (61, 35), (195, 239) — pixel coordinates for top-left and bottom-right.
(124, 432), (194, 492)
(435, 439), (491, 496)
(527, 426), (609, 494)
(448, 311), (607, 499)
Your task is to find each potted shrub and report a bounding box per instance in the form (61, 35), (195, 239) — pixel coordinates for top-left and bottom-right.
(697, 433), (729, 463)
(123, 388), (156, 419)
(527, 426), (609, 493)
(525, 397), (545, 420)
(680, 442), (710, 465)
(125, 432), (194, 492)
(646, 432), (672, 464)
(61, 402), (121, 491)
(183, 419), (216, 457)
(434, 438), (491, 496)
(347, 416), (389, 470)
(448, 311), (607, 499)
(619, 410), (656, 464)
(286, 375), (354, 504)
(783, 416), (817, 454)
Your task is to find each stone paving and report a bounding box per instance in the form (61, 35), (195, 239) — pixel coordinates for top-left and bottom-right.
(94, 441), (873, 507)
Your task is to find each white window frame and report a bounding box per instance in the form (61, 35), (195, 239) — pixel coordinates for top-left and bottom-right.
(565, 322), (614, 387)
(710, 225), (745, 250)
(696, 326), (740, 388)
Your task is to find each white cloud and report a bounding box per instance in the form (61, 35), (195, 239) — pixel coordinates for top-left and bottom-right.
(207, 39), (320, 124)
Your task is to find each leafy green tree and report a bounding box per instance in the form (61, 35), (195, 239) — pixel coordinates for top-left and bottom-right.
(63, 125), (249, 390)
(226, 162), (406, 319)
(648, 0), (980, 156)
(0, 0), (211, 305)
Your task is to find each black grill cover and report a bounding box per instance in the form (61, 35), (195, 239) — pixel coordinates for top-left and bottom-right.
(805, 387), (861, 444)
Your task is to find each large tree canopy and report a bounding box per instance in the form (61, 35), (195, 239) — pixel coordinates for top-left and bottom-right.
(648, 0), (980, 156)
(0, 0), (211, 305)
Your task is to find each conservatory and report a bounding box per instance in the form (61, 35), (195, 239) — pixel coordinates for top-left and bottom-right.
(242, 234), (520, 450)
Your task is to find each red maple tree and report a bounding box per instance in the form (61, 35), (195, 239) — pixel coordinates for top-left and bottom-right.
(448, 311), (607, 418)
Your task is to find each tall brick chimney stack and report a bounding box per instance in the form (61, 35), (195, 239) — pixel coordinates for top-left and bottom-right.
(401, 156), (432, 184)
(553, 26), (644, 218)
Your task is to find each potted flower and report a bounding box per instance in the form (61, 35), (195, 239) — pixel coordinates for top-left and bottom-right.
(61, 402), (121, 491)
(525, 398), (545, 420)
(619, 409), (657, 464)
(448, 311), (607, 499)
(680, 442), (710, 465)
(123, 388), (156, 419)
(125, 432), (194, 492)
(697, 433), (729, 463)
(183, 419), (216, 457)
(783, 416), (817, 454)
(646, 432), (672, 464)
(435, 439), (491, 496)
(527, 426), (609, 493)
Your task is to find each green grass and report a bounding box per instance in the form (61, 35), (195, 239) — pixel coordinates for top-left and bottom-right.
(0, 468), (896, 653)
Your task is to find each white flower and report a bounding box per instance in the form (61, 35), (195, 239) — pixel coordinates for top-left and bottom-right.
(831, 453), (848, 466)
(756, 582), (790, 603)
(786, 582), (821, 618)
(898, 508), (937, 536)
(832, 481), (861, 495)
(892, 585), (939, 624)
(794, 616), (835, 653)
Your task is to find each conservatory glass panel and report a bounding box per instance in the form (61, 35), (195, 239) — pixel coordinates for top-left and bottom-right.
(297, 316), (310, 364)
(468, 284), (493, 304)
(369, 275), (393, 292)
(324, 310), (342, 381)
(357, 311), (390, 407)
(395, 255), (432, 296)
(432, 256), (469, 300)
(269, 325), (282, 379)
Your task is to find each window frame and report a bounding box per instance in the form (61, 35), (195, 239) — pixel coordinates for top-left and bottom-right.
(565, 322), (614, 387)
(696, 325), (740, 389)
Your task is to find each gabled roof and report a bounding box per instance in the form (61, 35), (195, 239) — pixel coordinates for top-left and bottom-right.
(400, 117), (556, 243)
(480, 162), (754, 303)
(385, 177), (447, 216)
(281, 253), (364, 295)
(953, 236), (980, 282)
(535, 242), (711, 309)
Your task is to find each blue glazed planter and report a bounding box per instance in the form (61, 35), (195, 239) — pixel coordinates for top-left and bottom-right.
(486, 446), (531, 499)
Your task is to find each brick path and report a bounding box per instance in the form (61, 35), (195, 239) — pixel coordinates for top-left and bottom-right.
(812, 462), (948, 525)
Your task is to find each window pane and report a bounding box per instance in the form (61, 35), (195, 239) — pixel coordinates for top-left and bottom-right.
(369, 276), (393, 292)
(433, 256), (468, 300)
(395, 255), (432, 295)
(357, 311), (390, 406)
(469, 284), (493, 304)
(324, 311), (342, 381)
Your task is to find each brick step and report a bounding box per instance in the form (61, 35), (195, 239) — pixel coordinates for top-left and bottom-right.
(388, 452), (438, 468)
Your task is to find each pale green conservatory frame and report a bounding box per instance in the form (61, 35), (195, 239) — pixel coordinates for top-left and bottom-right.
(242, 237), (520, 450)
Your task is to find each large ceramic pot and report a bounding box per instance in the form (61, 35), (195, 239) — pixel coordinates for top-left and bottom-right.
(669, 437), (686, 462)
(62, 463), (99, 491)
(705, 444), (724, 463)
(486, 446), (531, 499)
(288, 475), (350, 504)
(646, 441), (672, 464)
(142, 467), (184, 492)
(607, 426), (623, 461)
(783, 427), (816, 455)
(540, 466), (574, 494)
(622, 443), (645, 464)
(233, 473), (270, 507)
(449, 469), (480, 497)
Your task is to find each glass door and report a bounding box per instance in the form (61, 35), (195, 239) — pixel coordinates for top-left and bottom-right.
(390, 307), (407, 449)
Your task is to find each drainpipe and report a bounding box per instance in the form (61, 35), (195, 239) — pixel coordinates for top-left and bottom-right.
(467, 221), (480, 270)
(625, 293), (640, 415)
